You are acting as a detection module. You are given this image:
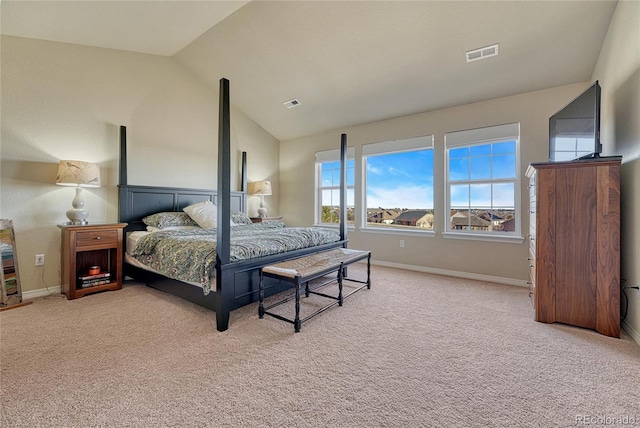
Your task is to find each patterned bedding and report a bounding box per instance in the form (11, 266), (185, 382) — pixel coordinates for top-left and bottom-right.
(129, 221), (341, 294)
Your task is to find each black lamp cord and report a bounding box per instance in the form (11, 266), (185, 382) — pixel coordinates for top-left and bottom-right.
(621, 279), (639, 322)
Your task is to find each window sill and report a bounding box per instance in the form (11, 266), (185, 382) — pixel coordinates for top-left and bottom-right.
(442, 231), (524, 244)
(313, 223), (356, 231)
(360, 227), (436, 237)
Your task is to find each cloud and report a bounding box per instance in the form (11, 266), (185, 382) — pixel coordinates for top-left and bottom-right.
(450, 183), (514, 208)
(367, 164), (383, 175)
(367, 185), (433, 209)
(387, 166), (411, 178)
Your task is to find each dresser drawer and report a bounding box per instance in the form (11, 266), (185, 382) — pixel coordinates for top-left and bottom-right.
(76, 230), (118, 247)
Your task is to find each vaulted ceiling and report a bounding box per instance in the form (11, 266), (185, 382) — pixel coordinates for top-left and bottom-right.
(1, 1), (618, 141)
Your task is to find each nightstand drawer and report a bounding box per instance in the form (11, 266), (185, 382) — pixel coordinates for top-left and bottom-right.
(76, 230), (118, 247)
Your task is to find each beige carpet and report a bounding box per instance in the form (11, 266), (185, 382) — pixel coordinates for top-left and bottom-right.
(1, 265), (639, 427)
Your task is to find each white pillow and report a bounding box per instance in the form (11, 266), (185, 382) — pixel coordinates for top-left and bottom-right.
(183, 200), (217, 229)
(183, 200), (236, 229)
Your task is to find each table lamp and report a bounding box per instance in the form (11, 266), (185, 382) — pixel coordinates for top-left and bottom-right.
(56, 160), (101, 225)
(248, 180), (272, 218)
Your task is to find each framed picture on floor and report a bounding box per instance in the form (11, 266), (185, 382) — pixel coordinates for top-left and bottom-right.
(1, 219), (29, 310)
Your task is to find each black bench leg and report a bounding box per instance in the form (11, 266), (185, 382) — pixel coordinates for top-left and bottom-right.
(258, 270), (265, 319)
(338, 262), (344, 306)
(294, 277), (302, 332)
(367, 253), (371, 289)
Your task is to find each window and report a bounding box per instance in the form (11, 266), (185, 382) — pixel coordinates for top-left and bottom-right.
(362, 136), (434, 231)
(445, 123), (520, 238)
(315, 147), (355, 225)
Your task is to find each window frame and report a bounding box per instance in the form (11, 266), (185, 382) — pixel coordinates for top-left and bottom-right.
(361, 135), (435, 236)
(444, 123), (523, 243)
(314, 147), (355, 227)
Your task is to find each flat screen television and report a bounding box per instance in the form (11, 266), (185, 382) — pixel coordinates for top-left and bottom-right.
(549, 81), (601, 162)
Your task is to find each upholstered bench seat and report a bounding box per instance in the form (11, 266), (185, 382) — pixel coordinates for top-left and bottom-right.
(259, 248), (371, 332)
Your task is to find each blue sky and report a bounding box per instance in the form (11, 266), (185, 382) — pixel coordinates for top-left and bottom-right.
(449, 141), (516, 209)
(366, 150), (434, 209)
(323, 140), (516, 211)
(321, 160), (355, 207)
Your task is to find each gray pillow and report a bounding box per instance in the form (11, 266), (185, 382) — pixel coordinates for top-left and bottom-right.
(142, 212), (199, 229)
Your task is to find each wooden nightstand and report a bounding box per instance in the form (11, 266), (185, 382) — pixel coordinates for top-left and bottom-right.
(58, 223), (127, 299)
(250, 216), (283, 223)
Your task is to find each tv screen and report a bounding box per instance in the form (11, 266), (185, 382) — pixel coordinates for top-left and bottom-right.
(549, 81), (601, 162)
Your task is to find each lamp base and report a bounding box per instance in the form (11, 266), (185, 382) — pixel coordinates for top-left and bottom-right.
(65, 187), (90, 225)
(66, 219), (89, 226)
(257, 195), (268, 218)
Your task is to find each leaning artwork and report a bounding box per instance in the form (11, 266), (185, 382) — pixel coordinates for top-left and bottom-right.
(0, 219), (32, 311)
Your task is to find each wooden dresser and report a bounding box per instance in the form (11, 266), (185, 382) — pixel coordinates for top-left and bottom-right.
(526, 157), (621, 338)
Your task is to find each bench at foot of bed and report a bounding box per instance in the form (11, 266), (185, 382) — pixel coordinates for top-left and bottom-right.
(258, 248), (371, 332)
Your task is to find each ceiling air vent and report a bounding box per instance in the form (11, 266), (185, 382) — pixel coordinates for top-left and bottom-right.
(466, 43), (499, 63)
(283, 98), (301, 108)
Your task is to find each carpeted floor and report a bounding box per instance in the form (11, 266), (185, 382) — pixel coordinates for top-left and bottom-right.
(1, 264), (639, 427)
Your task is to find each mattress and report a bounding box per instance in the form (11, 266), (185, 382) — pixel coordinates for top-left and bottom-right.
(126, 223), (341, 295)
(126, 231), (210, 290)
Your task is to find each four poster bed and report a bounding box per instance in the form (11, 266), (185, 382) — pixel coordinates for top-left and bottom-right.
(118, 78), (349, 331)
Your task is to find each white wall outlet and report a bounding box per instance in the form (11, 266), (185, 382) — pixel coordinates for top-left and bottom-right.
(399, 240), (405, 248)
(35, 254), (45, 266)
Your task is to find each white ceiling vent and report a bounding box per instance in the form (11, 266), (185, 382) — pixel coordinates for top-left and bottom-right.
(283, 98), (301, 108)
(466, 43), (499, 63)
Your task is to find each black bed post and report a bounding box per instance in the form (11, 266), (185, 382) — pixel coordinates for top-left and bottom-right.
(215, 78), (232, 332)
(119, 125), (127, 186)
(339, 133), (347, 243)
(241, 151), (247, 193)
(118, 125), (128, 236)
(217, 78), (231, 265)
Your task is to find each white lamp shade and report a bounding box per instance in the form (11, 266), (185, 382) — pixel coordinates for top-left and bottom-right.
(247, 180), (272, 196)
(56, 160), (101, 187)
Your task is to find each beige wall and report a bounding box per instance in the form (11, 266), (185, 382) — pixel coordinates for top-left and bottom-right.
(280, 83), (590, 284)
(0, 35), (279, 294)
(591, 0), (640, 342)
(280, 0), (640, 342)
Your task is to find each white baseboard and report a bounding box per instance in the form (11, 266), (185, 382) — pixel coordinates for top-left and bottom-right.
(622, 320), (640, 347)
(21, 262), (527, 301)
(23, 285), (62, 300)
(370, 260), (529, 288)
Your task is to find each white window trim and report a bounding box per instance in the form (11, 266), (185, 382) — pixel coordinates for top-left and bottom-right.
(442, 231), (524, 244)
(444, 123), (522, 241)
(315, 147), (355, 226)
(360, 227), (436, 238)
(361, 135), (435, 234)
(445, 123), (519, 148)
(313, 223), (357, 231)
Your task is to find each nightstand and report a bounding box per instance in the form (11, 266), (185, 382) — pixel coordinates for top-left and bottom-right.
(250, 216), (283, 223)
(58, 223), (127, 299)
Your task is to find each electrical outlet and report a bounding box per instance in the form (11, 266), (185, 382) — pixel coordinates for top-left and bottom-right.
(399, 240), (405, 248)
(35, 254), (45, 266)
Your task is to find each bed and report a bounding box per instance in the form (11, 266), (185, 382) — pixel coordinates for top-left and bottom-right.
(118, 78), (349, 331)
